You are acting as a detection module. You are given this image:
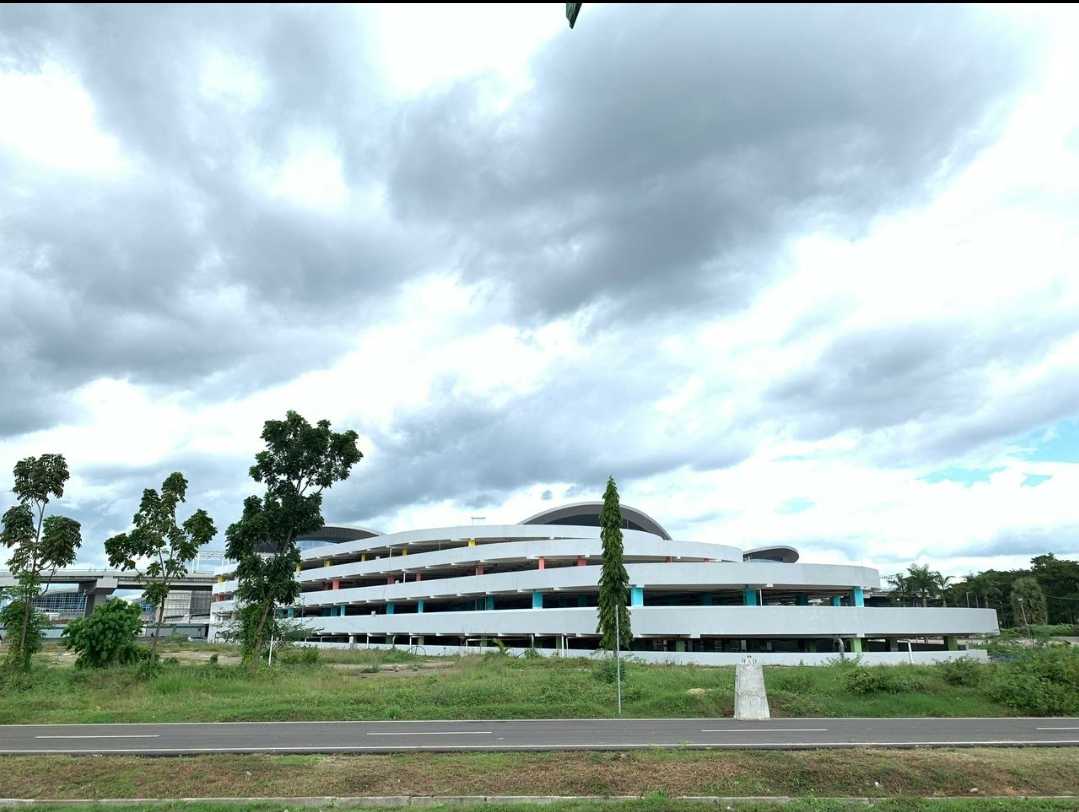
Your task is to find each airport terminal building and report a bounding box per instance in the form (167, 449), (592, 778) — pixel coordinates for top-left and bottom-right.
(210, 503), (999, 665)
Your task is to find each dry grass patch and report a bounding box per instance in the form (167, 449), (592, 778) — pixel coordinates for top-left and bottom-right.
(1, 749), (1077, 800)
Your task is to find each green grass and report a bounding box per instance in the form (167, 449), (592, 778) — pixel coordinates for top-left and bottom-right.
(8, 802), (1079, 812)
(764, 662), (1004, 717)
(2, 748), (1077, 800)
(2, 643), (1076, 724)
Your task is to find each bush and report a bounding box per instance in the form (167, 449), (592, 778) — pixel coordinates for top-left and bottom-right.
(62, 599), (146, 668)
(0, 597), (48, 672)
(592, 655), (629, 685)
(985, 646), (1079, 715)
(843, 665), (928, 695)
(936, 657), (985, 687)
(280, 646), (320, 666)
(769, 667), (814, 694)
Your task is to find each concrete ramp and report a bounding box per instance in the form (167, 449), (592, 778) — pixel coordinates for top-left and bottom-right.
(734, 656), (771, 720)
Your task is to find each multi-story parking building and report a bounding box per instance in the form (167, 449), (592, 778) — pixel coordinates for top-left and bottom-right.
(210, 502), (999, 665)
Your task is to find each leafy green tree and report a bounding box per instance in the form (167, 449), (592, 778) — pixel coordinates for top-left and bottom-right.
(225, 411), (362, 665)
(903, 564), (938, 607)
(596, 476), (632, 650)
(105, 472), (217, 660)
(1010, 575), (1048, 628)
(0, 592), (47, 668)
(1031, 554), (1079, 625)
(1, 455), (82, 672)
(934, 572), (953, 606)
(62, 598), (145, 668)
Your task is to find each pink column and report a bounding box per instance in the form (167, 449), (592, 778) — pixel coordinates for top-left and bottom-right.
(332, 579), (340, 591)
(537, 557), (546, 570)
(387, 575), (396, 585)
(416, 572), (422, 581)
(475, 564), (485, 576)
(576, 557), (587, 567)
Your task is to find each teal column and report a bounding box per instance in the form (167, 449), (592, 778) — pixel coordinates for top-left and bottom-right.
(852, 586), (864, 607)
(417, 599), (425, 613)
(287, 608), (295, 618)
(631, 586), (644, 607)
(702, 593), (713, 606)
(386, 602), (395, 615)
(338, 606), (346, 617)
(795, 593), (809, 606)
(831, 595), (842, 607)
(532, 591), (544, 609)
(743, 588), (759, 606)
(485, 595), (495, 611)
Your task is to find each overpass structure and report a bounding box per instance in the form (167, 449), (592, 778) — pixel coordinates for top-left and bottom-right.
(0, 568), (216, 616)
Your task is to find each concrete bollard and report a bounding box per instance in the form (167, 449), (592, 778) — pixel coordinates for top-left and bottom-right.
(734, 655), (770, 720)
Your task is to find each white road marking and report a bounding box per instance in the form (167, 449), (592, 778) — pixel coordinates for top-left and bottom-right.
(699, 728), (828, 733)
(34, 735), (161, 739)
(1037, 727), (1079, 731)
(365, 731), (493, 736)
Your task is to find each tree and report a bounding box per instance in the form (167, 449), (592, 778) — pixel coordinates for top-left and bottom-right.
(62, 599), (145, 668)
(1010, 575), (1048, 628)
(934, 573), (953, 606)
(903, 564), (938, 607)
(225, 411), (362, 665)
(1, 455), (82, 672)
(596, 476), (632, 650)
(1031, 554), (1079, 625)
(105, 472), (217, 660)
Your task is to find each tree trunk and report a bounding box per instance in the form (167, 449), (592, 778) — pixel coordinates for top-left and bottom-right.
(151, 598), (166, 660)
(249, 597), (275, 668)
(16, 585), (33, 671)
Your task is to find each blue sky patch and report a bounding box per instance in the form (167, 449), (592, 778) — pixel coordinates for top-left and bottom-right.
(1021, 474), (1052, 488)
(921, 466), (1004, 486)
(1018, 419), (1079, 463)
(778, 497), (815, 514)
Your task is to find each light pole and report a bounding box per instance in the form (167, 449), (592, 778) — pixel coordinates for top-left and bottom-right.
(614, 600), (622, 715)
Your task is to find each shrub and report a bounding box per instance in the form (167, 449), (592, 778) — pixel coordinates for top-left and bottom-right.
(984, 647), (1079, 715)
(769, 667), (814, 694)
(0, 598), (47, 672)
(592, 655), (629, 685)
(843, 665), (928, 695)
(936, 657), (985, 687)
(61, 599), (146, 668)
(280, 646), (320, 666)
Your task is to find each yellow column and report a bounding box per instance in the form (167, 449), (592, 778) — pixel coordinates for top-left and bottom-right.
(468, 538), (476, 547)
(402, 546), (408, 557)
(324, 559), (332, 568)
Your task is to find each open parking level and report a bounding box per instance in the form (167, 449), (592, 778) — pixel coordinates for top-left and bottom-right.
(2, 718), (1078, 754)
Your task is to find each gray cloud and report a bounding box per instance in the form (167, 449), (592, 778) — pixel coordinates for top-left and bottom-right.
(0, 4), (1069, 570)
(390, 4), (1038, 322)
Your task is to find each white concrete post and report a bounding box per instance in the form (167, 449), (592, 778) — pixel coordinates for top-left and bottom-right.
(734, 655), (770, 720)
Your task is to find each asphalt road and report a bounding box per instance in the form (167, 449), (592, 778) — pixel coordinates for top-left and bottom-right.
(2, 718), (1079, 754)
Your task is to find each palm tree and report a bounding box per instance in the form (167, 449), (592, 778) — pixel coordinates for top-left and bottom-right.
(934, 573), (953, 606)
(903, 564), (937, 607)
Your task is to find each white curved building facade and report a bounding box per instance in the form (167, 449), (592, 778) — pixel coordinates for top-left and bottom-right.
(210, 503), (998, 665)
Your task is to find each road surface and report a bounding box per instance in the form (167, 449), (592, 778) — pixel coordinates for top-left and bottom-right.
(2, 718), (1078, 754)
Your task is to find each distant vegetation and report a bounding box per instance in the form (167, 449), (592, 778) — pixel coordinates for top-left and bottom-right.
(888, 555), (1079, 629)
(0, 640), (1076, 724)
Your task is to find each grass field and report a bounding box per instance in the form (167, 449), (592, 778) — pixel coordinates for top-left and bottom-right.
(2, 748), (1077, 800)
(8, 801), (1079, 812)
(1, 641), (1075, 724)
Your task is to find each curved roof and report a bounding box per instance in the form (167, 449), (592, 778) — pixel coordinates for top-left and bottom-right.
(742, 545), (800, 564)
(297, 525), (382, 544)
(519, 502), (672, 540)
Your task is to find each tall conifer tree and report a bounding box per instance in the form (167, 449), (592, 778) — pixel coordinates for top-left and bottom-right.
(596, 476), (632, 650)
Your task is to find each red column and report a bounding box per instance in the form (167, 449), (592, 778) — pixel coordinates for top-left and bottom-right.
(576, 557), (587, 567)
(387, 575), (396, 585)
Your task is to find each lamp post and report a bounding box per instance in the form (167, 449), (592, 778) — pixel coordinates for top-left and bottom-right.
(614, 600), (622, 715)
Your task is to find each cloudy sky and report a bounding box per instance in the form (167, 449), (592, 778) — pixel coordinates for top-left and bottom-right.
(1, 4), (1078, 579)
